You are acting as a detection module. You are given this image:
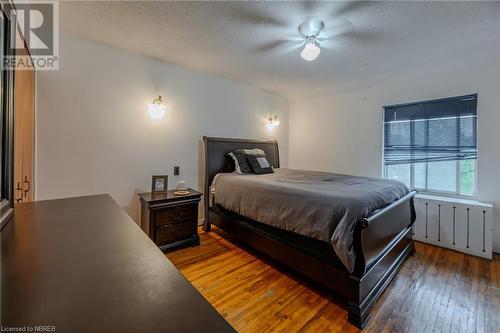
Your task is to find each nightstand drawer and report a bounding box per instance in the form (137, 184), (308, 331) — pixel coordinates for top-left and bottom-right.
(156, 222), (197, 245)
(155, 204), (197, 227)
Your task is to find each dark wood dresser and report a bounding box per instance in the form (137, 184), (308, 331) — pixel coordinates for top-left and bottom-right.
(138, 189), (202, 251)
(1, 194), (235, 333)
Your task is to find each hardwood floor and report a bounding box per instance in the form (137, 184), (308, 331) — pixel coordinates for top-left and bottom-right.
(166, 227), (500, 333)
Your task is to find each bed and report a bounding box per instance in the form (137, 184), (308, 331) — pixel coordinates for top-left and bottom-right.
(202, 136), (417, 328)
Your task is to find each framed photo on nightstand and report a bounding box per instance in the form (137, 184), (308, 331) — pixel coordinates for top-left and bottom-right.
(151, 175), (168, 195)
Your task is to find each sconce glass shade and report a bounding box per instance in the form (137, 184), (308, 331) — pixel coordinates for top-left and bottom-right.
(148, 96), (166, 119)
(267, 114), (280, 130)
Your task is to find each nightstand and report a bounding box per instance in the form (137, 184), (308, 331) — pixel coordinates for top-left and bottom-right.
(138, 188), (202, 251)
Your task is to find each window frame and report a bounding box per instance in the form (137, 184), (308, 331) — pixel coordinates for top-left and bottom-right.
(382, 95), (478, 199)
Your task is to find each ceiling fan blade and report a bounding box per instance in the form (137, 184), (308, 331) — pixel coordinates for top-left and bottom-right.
(227, 7), (287, 27)
(336, 29), (384, 43)
(250, 39), (305, 54)
(300, 0), (321, 14)
(250, 40), (290, 53)
(318, 18), (354, 41)
(332, 1), (374, 17)
(280, 43), (305, 54)
(319, 29), (384, 50)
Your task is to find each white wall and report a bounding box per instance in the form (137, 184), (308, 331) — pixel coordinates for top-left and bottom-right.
(290, 62), (500, 251)
(36, 33), (289, 223)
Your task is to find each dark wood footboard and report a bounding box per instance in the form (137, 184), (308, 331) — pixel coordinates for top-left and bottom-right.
(348, 190), (417, 327)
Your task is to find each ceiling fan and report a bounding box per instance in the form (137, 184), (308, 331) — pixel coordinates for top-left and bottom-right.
(298, 19), (325, 61)
(298, 18), (357, 61)
(251, 17), (355, 62)
(241, 2), (374, 62)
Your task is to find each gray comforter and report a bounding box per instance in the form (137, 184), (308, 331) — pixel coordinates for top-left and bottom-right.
(211, 168), (409, 273)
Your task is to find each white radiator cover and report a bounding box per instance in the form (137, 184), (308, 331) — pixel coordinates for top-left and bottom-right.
(413, 194), (493, 259)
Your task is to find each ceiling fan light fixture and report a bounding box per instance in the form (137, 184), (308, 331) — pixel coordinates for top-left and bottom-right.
(301, 40), (320, 61)
(298, 19), (324, 62)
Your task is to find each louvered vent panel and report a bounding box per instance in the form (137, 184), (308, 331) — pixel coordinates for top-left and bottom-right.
(413, 195), (493, 259)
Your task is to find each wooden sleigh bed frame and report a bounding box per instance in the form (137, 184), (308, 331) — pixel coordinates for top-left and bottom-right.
(202, 136), (417, 328)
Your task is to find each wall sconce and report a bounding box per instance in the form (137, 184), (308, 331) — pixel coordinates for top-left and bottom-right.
(148, 95), (167, 119)
(266, 114), (280, 130)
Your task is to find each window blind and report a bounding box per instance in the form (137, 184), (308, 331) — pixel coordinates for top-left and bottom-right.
(384, 94), (477, 166)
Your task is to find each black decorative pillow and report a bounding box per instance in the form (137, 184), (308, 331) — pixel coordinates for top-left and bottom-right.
(227, 149), (255, 174)
(247, 154), (274, 174)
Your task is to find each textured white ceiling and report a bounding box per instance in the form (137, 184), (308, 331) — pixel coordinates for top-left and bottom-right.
(60, 1), (500, 100)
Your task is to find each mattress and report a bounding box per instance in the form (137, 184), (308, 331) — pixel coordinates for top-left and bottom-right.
(211, 168), (409, 272)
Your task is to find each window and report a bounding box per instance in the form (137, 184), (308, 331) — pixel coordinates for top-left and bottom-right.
(383, 94), (477, 197)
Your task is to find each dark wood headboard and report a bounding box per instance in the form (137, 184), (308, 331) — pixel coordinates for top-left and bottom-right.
(203, 136), (280, 221)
